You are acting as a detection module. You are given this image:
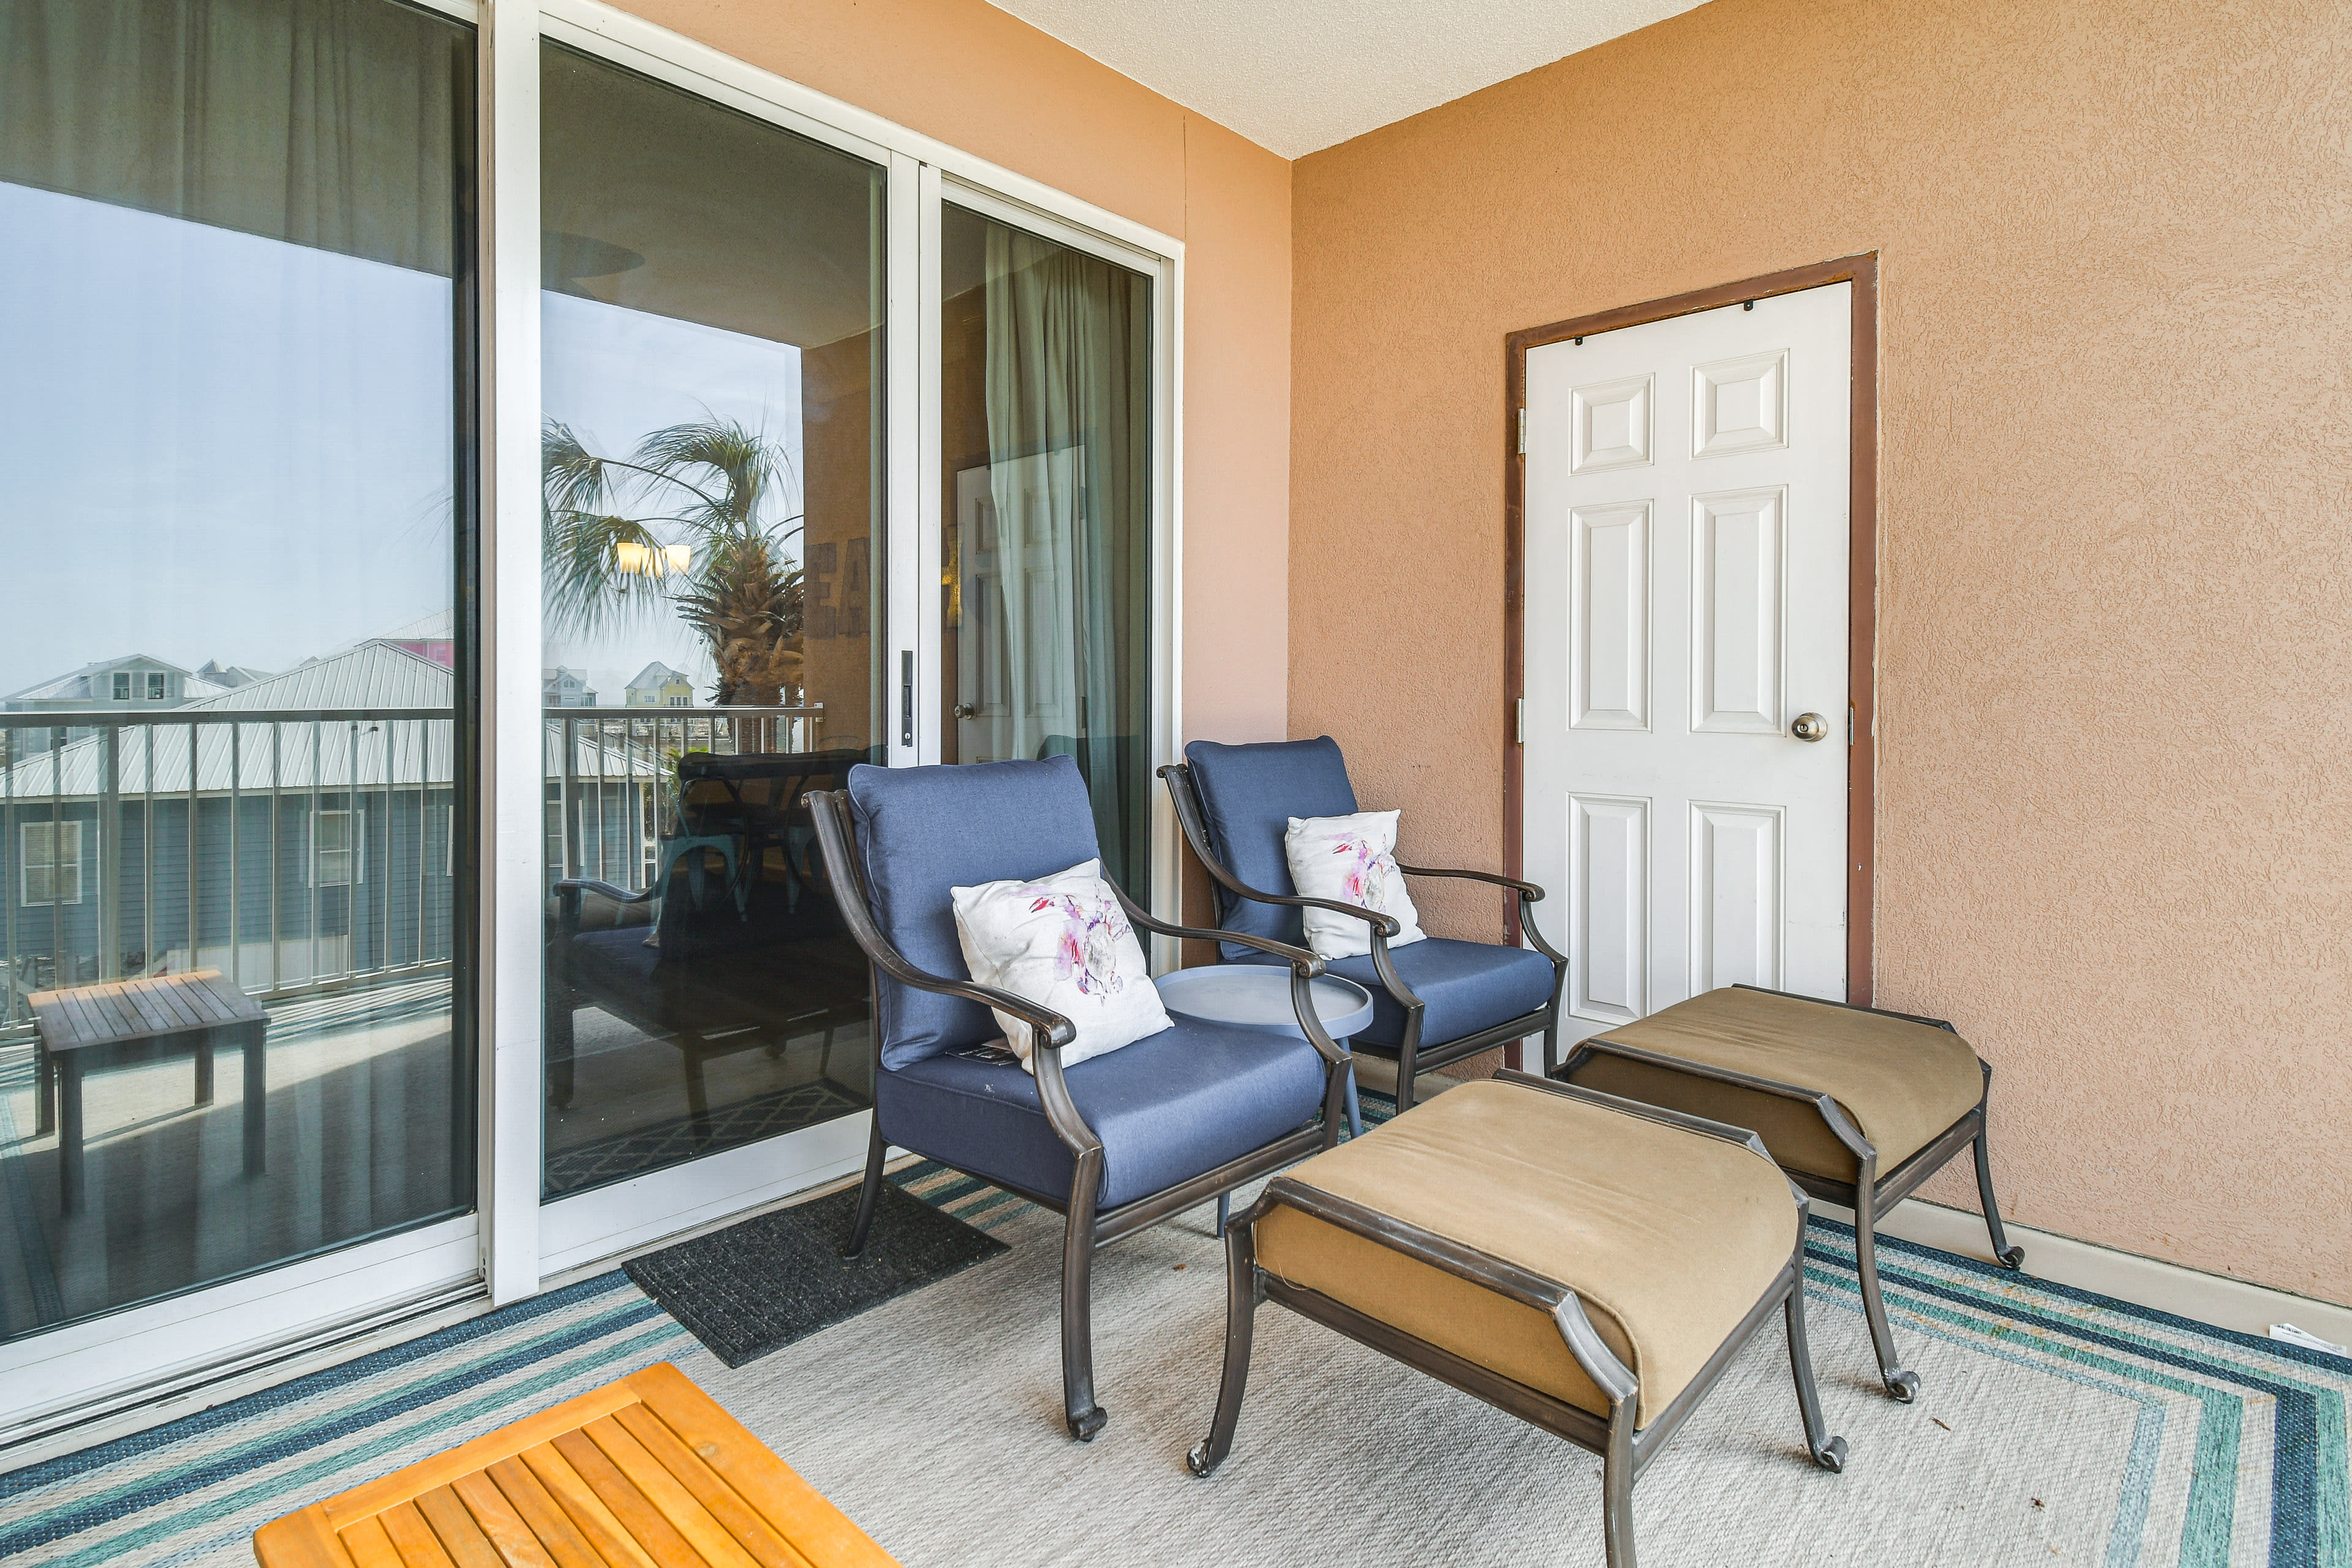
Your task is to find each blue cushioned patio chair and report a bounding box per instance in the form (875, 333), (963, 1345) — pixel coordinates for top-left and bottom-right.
(809, 755), (1353, 1441)
(1165, 737), (1570, 1112)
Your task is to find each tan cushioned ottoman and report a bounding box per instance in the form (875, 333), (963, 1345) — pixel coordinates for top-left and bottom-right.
(1254, 1079), (1796, 1427)
(1572, 988), (1983, 1182)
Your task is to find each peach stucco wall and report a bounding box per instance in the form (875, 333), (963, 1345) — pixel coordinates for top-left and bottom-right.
(611, 0), (1294, 748)
(1289, 0), (2352, 1300)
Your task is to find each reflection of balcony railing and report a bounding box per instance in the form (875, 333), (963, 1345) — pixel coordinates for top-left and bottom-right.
(1, 709), (456, 1040)
(546, 706), (827, 893)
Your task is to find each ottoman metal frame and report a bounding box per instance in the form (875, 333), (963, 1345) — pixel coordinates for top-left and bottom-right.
(1188, 1072), (1846, 1568)
(1560, 982), (2026, 1404)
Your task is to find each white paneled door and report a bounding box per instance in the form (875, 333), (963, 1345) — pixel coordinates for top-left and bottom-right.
(1522, 284), (1852, 1045)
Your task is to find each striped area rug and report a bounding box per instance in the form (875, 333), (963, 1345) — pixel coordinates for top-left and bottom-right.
(4, 1148), (2346, 1566)
(1803, 1220), (2352, 1568)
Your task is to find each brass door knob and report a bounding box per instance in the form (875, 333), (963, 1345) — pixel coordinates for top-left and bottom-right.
(952, 703), (977, 719)
(1790, 712), (1829, 742)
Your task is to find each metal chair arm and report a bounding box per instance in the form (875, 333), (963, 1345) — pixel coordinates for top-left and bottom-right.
(1392, 862), (1570, 967)
(1394, 861), (1544, 899)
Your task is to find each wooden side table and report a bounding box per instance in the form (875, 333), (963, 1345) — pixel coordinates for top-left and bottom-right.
(29, 968), (267, 1214)
(254, 1362), (902, 1568)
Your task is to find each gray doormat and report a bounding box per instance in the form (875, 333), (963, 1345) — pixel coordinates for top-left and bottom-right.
(624, 1180), (1009, 1367)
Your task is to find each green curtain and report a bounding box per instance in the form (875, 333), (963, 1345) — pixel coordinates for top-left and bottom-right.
(981, 225), (1152, 889)
(0, 0), (469, 276)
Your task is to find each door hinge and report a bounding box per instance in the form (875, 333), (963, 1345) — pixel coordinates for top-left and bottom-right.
(1516, 697), (1525, 745)
(1848, 704), (1855, 746)
(1517, 409), (1527, 455)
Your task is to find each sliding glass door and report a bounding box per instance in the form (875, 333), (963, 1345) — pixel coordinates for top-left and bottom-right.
(536, 43), (886, 1202)
(0, 0), (1176, 1432)
(0, 0), (476, 1407)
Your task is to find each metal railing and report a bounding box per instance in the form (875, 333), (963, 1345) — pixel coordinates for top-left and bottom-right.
(0, 709), (456, 1039)
(546, 705), (824, 892)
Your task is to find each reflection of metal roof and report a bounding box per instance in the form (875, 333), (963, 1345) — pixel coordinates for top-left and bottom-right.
(1, 642), (465, 799)
(203, 641), (453, 710)
(2, 639), (783, 801)
(2, 717), (456, 799)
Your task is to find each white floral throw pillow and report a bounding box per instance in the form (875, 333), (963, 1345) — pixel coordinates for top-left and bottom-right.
(1283, 810), (1428, 960)
(951, 858), (1172, 1072)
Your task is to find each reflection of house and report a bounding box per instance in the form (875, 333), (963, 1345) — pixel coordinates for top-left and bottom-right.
(625, 662), (694, 707)
(3, 654), (230, 714)
(1, 641), (458, 1000)
(3, 655), (243, 755)
(543, 666), (597, 707)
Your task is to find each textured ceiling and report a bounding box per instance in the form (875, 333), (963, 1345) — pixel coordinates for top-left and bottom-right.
(984, 0), (1708, 158)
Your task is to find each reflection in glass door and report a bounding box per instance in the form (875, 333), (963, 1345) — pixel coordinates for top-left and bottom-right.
(0, 0), (475, 1342)
(938, 203), (1155, 892)
(538, 45), (884, 1197)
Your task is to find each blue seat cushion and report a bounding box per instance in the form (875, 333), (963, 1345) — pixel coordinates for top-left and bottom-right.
(847, 756), (1103, 1068)
(1241, 938), (1557, 1051)
(1183, 737), (1357, 962)
(876, 1012), (1329, 1211)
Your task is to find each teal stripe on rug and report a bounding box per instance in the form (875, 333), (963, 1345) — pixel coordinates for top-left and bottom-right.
(1806, 1219), (2352, 1568)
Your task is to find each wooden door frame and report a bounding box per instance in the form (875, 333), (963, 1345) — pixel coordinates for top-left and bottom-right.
(1502, 253), (1880, 1040)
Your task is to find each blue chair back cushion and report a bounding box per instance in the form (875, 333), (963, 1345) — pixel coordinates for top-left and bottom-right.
(1182, 737), (1357, 961)
(875, 1009), (1328, 1209)
(847, 755), (1103, 1069)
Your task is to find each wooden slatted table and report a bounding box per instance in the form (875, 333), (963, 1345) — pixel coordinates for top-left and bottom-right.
(252, 1362), (902, 1568)
(29, 968), (268, 1213)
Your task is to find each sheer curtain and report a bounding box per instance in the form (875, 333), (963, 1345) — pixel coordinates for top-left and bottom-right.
(982, 225), (1152, 886)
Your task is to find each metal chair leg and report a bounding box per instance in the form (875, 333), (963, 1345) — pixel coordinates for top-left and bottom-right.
(1973, 1091), (2026, 1269)
(1852, 1199), (1919, 1402)
(840, 1120), (888, 1258)
(1392, 1013), (1425, 1114)
(1784, 1275), (1849, 1471)
(1188, 1217), (1260, 1477)
(1061, 1150), (1108, 1441)
(1599, 1395), (1639, 1568)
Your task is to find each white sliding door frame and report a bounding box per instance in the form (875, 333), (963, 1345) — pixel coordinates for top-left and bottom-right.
(499, 2), (1189, 1280)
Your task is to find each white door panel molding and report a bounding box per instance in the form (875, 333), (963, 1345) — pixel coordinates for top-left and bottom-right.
(1693, 349), (1788, 458)
(1569, 500), (1653, 732)
(1570, 373), (1654, 473)
(1568, 793), (1648, 1025)
(1690, 486), (1787, 736)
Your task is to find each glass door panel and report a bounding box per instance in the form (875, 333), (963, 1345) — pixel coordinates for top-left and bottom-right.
(0, 0), (475, 1340)
(938, 203), (1154, 894)
(538, 44), (884, 1197)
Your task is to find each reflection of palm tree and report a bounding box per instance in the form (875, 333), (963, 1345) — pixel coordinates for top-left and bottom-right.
(542, 418), (806, 705)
